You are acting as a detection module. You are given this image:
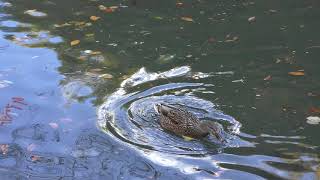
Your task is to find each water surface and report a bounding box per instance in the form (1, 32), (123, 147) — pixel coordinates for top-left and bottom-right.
(0, 0), (319, 179)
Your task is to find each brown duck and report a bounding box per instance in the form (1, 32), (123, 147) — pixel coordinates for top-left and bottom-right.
(155, 103), (223, 141)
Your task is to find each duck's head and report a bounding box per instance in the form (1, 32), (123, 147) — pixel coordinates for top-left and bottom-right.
(154, 103), (172, 116)
(199, 121), (224, 141)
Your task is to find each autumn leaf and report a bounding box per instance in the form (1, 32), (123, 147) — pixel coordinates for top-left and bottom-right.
(264, 75), (272, 81)
(70, 40), (80, 46)
(90, 16), (100, 21)
(105, 8), (115, 13)
(176, 2), (184, 7)
(31, 155), (42, 162)
(181, 16), (194, 22)
(49, 122), (59, 129)
(288, 71), (304, 76)
(248, 16), (256, 22)
(99, 73), (113, 79)
(0, 144), (9, 155)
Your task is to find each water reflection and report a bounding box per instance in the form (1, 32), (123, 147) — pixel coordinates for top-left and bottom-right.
(0, 0), (320, 179)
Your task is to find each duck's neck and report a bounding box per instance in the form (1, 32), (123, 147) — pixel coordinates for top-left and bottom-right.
(198, 121), (212, 133)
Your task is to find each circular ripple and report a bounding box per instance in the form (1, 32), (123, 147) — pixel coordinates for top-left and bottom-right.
(98, 81), (243, 155)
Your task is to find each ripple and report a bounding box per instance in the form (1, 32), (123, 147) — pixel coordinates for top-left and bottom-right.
(98, 66), (247, 155)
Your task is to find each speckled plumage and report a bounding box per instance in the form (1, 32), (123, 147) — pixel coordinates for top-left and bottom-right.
(155, 103), (223, 140)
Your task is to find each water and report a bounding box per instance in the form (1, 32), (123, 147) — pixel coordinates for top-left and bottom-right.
(0, 0), (319, 179)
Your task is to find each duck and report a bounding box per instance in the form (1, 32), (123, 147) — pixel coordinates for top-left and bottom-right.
(154, 103), (223, 141)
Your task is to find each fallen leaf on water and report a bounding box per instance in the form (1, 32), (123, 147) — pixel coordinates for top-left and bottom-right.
(176, 2), (184, 7)
(181, 16), (194, 22)
(306, 116), (320, 125)
(70, 40), (80, 46)
(99, 73), (113, 79)
(24, 9), (47, 17)
(49, 122), (59, 129)
(264, 75), (272, 81)
(85, 33), (94, 37)
(90, 16), (100, 21)
(288, 71), (304, 76)
(154, 16), (163, 20)
(98, 5), (106, 10)
(104, 7), (115, 13)
(27, 143), (37, 152)
(0, 144), (9, 155)
(248, 16), (256, 22)
(31, 155), (42, 162)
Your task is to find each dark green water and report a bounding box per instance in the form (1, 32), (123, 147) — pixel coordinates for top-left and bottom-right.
(0, 0), (319, 179)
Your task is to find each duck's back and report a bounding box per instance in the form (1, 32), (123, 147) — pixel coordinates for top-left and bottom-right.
(158, 105), (208, 138)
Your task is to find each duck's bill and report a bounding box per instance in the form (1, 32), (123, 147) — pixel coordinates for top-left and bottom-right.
(154, 104), (161, 114)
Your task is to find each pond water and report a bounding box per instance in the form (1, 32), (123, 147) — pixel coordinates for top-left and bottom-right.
(0, 0), (320, 179)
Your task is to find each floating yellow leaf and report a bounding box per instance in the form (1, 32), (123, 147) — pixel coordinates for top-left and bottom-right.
(99, 73), (113, 79)
(181, 16), (194, 22)
(90, 16), (100, 21)
(70, 40), (80, 46)
(182, 136), (194, 141)
(288, 71), (304, 76)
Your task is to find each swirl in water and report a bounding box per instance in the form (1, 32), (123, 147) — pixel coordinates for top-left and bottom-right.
(98, 66), (249, 155)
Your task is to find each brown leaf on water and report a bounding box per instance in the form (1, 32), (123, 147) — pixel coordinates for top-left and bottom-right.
(181, 16), (194, 22)
(288, 71), (304, 76)
(105, 7), (115, 13)
(0, 144), (9, 155)
(49, 122), (59, 129)
(90, 16), (100, 21)
(70, 40), (80, 46)
(31, 155), (42, 162)
(176, 2), (184, 7)
(263, 75), (272, 81)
